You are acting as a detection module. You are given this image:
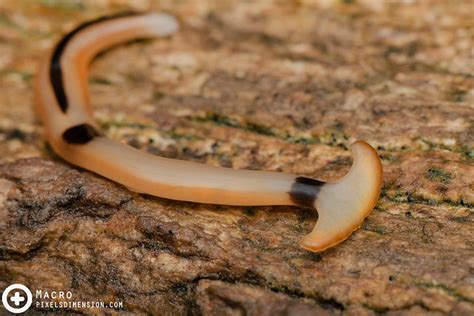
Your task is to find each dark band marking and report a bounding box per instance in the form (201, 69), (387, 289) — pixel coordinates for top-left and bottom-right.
(289, 177), (325, 209)
(50, 11), (139, 113)
(62, 123), (102, 144)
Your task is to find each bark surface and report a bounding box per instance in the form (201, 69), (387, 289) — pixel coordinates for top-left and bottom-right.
(0, 0), (472, 315)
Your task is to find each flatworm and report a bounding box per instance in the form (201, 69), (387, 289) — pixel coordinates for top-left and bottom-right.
(35, 12), (383, 252)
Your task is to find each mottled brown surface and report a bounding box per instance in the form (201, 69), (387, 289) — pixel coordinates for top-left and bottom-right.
(0, 0), (473, 315)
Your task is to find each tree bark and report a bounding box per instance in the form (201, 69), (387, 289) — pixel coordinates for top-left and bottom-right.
(0, 0), (472, 315)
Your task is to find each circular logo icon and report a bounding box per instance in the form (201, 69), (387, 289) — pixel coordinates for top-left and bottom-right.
(2, 284), (32, 314)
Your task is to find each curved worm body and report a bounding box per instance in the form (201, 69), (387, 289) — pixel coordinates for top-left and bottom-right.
(35, 12), (383, 252)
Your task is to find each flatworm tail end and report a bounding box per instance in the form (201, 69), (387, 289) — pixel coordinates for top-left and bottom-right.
(36, 12), (179, 150)
(297, 141), (383, 252)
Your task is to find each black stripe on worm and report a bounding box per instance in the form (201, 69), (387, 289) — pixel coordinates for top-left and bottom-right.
(289, 177), (325, 208)
(62, 123), (102, 144)
(50, 11), (139, 113)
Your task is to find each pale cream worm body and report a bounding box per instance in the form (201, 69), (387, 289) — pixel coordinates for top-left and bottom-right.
(35, 12), (383, 252)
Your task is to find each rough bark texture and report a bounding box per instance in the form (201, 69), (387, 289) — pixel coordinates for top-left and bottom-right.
(0, 0), (473, 315)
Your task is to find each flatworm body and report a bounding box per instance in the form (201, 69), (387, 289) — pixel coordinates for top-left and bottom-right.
(35, 12), (383, 252)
